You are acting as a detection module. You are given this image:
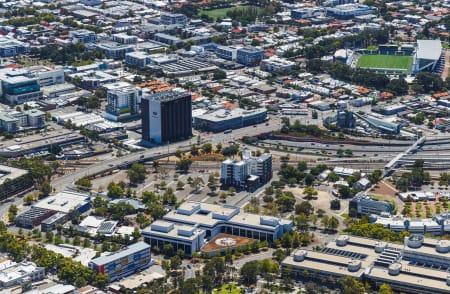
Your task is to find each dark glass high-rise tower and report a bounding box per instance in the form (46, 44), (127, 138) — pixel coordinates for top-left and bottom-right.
(141, 91), (192, 144)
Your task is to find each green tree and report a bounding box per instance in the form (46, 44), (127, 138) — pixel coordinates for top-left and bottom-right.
(414, 72), (444, 93)
(176, 158), (193, 173)
(107, 182), (124, 199)
(39, 181), (52, 196)
(203, 257), (226, 287)
(240, 260), (260, 286)
(304, 173), (315, 186)
(75, 177), (92, 188)
(190, 177), (204, 193)
(338, 185), (352, 198)
(295, 201), (313, 215)
(202, 143), (213, 154)
(170, 255), (182, 271)
(276, 191), (296, 212)
(45, 231), (54, 243)
(24, 194), (35, 205)
(378, 283), (393, 294)
(340, 276), (365, 294)
(8, 204), (18, 223)
(297, 161), (308, 172)
(386, 78), (408, 96)
(303, 186), (318, 199)
(163, 243), (174, 256)
(330, 199), (341, 210)
(127, 163), (147, 184)
(212, 69), (227, 80)
(207, 174), (218, 195)
(369, 170), (382, 184)
(176, 180), (185, 190)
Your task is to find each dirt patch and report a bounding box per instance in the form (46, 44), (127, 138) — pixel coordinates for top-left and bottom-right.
(368, 181), (403, 212)
(190, 154), (226, 161)
(283, 186), (349, 216)
(369, 181), (398, 197)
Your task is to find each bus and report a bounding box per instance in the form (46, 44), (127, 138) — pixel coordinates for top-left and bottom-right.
(224, 129), (232, 134)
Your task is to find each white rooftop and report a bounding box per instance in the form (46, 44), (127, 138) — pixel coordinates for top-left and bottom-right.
(416, 39), (442, 61)
(33, 191), (89, 213)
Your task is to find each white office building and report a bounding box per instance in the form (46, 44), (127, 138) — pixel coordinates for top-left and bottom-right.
(220, 152), (272, 190)
(260, 56), (295, 73)
(125, 51), (152, 68)
(103, 83), (142, 122)
(142, 220), (206, 255)
(371, 213), (450, 235)
(157, 201), (293, 242)
(221, 159), (249, 190)
(0, 109), (46, 132)
(112, 33), (138, 45)
(282, 234), (450, 294)
(0, 259), (45, 288)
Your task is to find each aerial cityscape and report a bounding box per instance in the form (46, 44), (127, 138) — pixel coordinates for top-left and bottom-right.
(0, 0), (449, 293)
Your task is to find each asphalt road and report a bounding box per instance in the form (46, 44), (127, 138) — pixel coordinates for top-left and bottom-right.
(51, 116), (283, 192)
(52, 141), (191, 192)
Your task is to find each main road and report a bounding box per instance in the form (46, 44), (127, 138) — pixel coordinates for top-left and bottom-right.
(52, 117), (283, 192)
(51, 116), (394, 191)
(52, 141), (191, 192)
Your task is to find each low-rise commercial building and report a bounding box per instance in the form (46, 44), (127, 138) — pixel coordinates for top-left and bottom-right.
(16, 191), (90, 229)
(326, 4), (374, 19)
(215, 46), (239, 61)
(349, 194), (394, 217)
(27, 66), (64, 87)
(153, 33), (183, 48)
(96, 43), (134, 60)
(236, 47), (265, 66)
(282, 234), (450, 294)
(15, 207), (56, 229)
(158, 201), (293, 243)
(194, 108), (267, 132)
(125, 51), (152, 68)
(0, 37), (29, 57)
(112, 33), (138, 45)
(0, 68), (42, 104)
(41, 212), (70, 232)
(0, 109), (46, 132)
(0, 128), (84, 158)
(261, 56), (295, 73)
(142, 220), (206, 255)
(33, 191), (91, 214)
(88, 242), (151, 282)
(160, 13), (187, 25)
(0, 165), (31, 200)
(355, 178), (371, 190)
(370, 213), (450, 235)
(69, 29), (97, 44)
(0, 259), (45, 288)
(42, 83), (77, 98)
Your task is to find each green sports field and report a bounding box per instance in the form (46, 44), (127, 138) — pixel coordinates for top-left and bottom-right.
(199, 6), (251, 20)
(357, 54), (413, 71)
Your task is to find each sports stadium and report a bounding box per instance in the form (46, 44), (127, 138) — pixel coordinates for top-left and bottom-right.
(350, 40), (443, 76)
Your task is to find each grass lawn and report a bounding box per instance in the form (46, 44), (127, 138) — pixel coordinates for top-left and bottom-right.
(213, 283), (243, 294)
(199, 6), (250, 20)
(370, 194), (397, 213)
(357, 54), (413, 70)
